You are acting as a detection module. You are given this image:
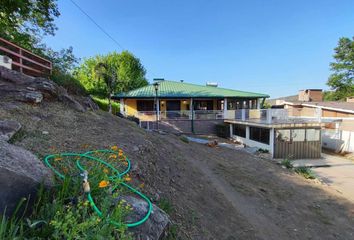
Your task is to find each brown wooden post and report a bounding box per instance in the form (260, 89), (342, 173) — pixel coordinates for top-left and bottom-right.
(19, 48), (23, 73)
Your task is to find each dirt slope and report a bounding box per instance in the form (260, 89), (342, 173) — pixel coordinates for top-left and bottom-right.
(1, 99), (354, 240)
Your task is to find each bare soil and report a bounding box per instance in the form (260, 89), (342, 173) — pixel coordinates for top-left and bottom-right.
(1, 99), (354, 240)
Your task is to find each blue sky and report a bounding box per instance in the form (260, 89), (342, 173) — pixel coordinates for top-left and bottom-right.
(44, 0), (354, 98)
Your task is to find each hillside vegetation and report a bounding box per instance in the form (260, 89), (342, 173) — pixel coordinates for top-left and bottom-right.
(1, 73), (354, 239)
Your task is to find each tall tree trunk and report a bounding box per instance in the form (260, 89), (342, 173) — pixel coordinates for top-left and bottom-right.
(108, 93), (112, 113)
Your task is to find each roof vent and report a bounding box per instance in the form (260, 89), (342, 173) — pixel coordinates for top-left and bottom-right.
(206, 82), (218, 87)
(153, 78), (164, 82)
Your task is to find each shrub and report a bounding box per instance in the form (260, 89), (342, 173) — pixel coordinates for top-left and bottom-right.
(295, 167), (316, 179)
(51, 71), (87, 96)
(215, 124), (230, 138)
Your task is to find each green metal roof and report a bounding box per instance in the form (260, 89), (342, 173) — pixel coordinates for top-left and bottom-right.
(114, 80), (269, 99)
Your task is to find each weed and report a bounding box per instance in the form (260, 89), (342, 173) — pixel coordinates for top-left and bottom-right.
(180, 136), (189, 143)
(281, 158), (293, 169)
(157, 198), (174, 214)
(295, 167), (316, 179)
(8, 128), (27, 144)
(165, 224), (179, 240)
(258, 148), (269, 153)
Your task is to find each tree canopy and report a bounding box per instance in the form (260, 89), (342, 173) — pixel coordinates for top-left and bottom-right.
(74, 51), (148, 97)
(0, 0), (60, 50)
(326, 37), (354, 100)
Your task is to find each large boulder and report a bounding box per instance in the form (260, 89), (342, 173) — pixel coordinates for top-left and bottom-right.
(0, 120), (21, 141)
(116, 195), (171, 240)
(0, 140), (53, 216)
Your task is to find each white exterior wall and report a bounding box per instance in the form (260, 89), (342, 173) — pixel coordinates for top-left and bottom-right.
(231, 125), (274, 157)
(322, 129), (354, 153)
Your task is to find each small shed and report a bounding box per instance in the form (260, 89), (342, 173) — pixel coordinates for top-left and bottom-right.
(225, 119), (323, 159)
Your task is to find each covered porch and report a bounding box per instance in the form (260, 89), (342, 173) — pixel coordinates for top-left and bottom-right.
(119, 97), (263, 121)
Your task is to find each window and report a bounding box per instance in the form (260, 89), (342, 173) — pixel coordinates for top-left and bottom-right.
(233, 124), (246, 138)
(276, 129), (291, 142)
(137, 100), (154, 111)
(194, 100), (213, 110)
(292, 129), (305, 142)
(306, 129), (320, 141)
(250, 127), (270, 144)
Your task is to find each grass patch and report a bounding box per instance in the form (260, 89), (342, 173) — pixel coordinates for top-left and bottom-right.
(157, 198), (173, 214)
(280, 158), (293, 169)
(295, 167), (316, 179)
(92, 97), (120, 115)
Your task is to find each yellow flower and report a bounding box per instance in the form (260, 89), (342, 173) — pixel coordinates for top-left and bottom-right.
(122, 161), (128, 166)
(139, 183), (145, 189)
(111, 146), (118, 151)
(124, 176), (132, 182)
(98, 180), (109, 188)
(109, 154), (117, 159)
(103, 168), (109, 174)
(54, 157), (62, 161)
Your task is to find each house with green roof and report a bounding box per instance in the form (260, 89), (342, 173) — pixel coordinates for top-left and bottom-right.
(114, 80), (323, 159)
(114, 79), (269, 121)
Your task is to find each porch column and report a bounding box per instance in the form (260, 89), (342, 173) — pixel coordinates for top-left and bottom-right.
(269, 128), (275, 158)
(229, 124), (233, 137)
(120, 98), (125, 115)
(156, 98), (160, 120)
(257, 98), (261, 109)
(223, 98), (228, 119)
(189, 98), (193, 119)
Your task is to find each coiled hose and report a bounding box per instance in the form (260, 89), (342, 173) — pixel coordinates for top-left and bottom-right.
(44, 149), (152, 228)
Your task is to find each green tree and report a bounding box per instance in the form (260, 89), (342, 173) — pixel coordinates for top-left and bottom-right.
(0, 0), (60, 50)
(327, 37), (354, 100)
(75, 51), (148, 97)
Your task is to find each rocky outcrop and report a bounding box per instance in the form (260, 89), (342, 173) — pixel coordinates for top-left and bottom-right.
(0, 66), (98, 112)
(0, 139), (53, 217)
(0, 119), (53, 217)
(116, 195), (171, 240)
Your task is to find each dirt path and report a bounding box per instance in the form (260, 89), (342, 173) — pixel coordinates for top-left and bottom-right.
(293, 154), (354, 203)
(188, 156), (289, 239)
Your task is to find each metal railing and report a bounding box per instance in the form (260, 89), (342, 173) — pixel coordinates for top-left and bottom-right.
(231, 108), (321, 124)
(135, 108), (324, 124)
(0, 37), (52, 77)
(135, 110), (224, 121)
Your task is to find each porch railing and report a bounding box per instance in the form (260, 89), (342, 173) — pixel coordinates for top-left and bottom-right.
(134, 108), (323, 123)
(0, 37), (52, 77)
(135, 110), (224, 121)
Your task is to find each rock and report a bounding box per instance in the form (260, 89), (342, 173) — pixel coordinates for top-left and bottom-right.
(0, 66), (88, 112)
(0, 140), (53, 217)
(57, 86), (85, 112)
(116, 195), (170, 240)
(18, 91), (43, 103)
(0, 120), (21, 141)
(82, 96), (99, 111)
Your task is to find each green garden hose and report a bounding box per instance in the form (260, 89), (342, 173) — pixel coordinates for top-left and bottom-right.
(43, 149), (152, 228)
